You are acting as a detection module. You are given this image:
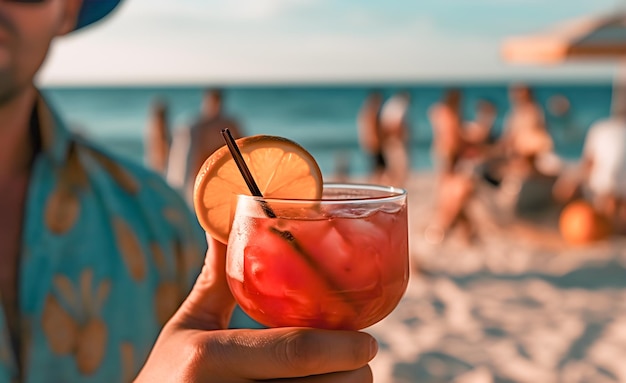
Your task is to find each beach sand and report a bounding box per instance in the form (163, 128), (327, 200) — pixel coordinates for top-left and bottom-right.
(368, 172), (626, 383)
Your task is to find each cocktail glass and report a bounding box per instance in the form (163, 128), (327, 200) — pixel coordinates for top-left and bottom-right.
(226, 183), (409, 330)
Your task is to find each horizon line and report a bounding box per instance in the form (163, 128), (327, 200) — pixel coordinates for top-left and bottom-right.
(38, 76), (617, 89)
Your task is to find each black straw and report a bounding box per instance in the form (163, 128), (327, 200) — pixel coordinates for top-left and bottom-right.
(221, 128), (263, 197)
(221, 128), (276, 218)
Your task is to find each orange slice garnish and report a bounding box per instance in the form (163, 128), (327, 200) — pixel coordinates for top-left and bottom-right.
(193, 135), (323, 244)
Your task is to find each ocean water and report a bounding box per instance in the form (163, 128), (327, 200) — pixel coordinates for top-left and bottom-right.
(42, 83), (614, 177)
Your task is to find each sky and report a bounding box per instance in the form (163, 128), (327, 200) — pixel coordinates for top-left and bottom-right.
(38, 0), (623, 85)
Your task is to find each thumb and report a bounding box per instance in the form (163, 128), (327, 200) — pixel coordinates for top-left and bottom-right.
(172, 234), (236, 331)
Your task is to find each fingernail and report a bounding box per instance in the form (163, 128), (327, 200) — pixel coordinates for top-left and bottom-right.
(369, 338), (379, 359)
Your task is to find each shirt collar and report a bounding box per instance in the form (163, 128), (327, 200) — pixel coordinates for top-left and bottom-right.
(33, 93), (72, 165)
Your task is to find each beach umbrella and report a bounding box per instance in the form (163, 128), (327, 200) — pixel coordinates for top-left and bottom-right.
(502, 12), (626, 64)
(502, 12), (626, 113)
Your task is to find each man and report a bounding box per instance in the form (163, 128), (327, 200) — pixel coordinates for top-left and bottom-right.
(581, 114), (626, 225)
(357, 91), (384, 182)
(0, 1), (377, 382)
(379, 91), (410, 187)
(167, 88), (243, 204)
(501, 84), (553, 176)
(144, 98), (171, 175)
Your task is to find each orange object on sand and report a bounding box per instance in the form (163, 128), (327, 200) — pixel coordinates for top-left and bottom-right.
(559, 200), (611, 245)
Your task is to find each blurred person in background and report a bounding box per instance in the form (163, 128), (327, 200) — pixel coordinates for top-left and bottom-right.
(379, 91), (411, 187)
(462, 98), (498, 164)
(167, 88), (243, 204)
(547, 94), (578, 142)
(464, 99), (510, 188)
(0, 1), (377, 382)
(357, 91), (385, 183)
(426, 89), (477, 244)
(552, 108), (626, 242)
(428, 89), (463, 174)
(547, 94), (570, 118)
(144, 97), (171, 175)
(579, 110), (626, 232)
(497, 84), (561, 216)
(332, 151), (351, 182)
(500, 84), (553, 177)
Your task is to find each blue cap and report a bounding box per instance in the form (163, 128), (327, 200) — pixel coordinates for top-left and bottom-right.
(74, 0), (123, 31)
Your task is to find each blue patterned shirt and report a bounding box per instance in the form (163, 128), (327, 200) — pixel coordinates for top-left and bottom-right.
(0, 95), (206, 382)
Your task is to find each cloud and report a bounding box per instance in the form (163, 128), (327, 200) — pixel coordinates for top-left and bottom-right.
(37, 0), (615, 85)
(214, 0), (319, 21)
(119, 0), (320, 23)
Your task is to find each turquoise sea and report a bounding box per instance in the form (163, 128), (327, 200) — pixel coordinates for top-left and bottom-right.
(42, 83), (614, 177)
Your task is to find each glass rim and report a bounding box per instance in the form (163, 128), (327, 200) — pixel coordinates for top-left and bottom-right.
(236, 183), (407, 204)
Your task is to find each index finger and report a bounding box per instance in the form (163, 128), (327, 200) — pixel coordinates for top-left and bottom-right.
(200, 327), (378, 380)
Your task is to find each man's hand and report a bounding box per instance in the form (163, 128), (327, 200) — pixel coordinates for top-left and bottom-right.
(135, 236), (377, 382)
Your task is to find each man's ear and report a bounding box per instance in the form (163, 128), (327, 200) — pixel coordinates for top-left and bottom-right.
(57, 0), (83, 36)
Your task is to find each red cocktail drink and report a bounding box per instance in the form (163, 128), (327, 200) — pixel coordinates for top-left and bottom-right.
(226, 184), (409, 330)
